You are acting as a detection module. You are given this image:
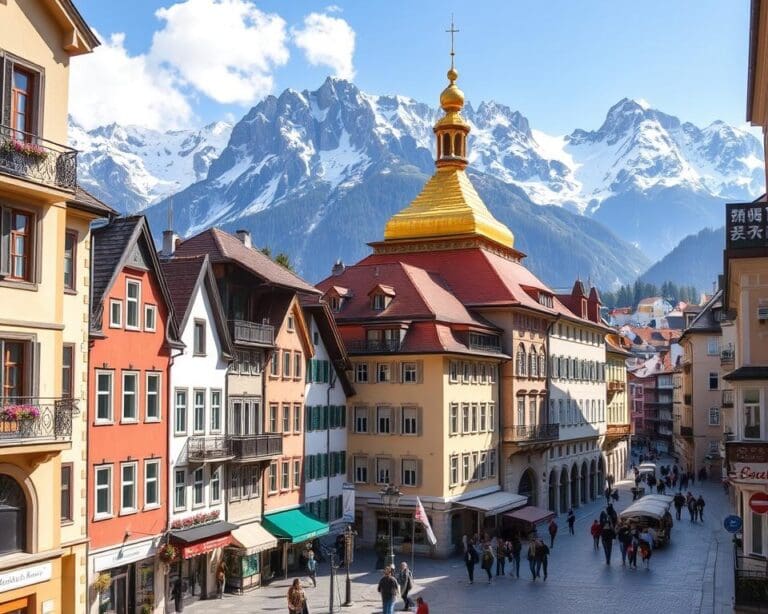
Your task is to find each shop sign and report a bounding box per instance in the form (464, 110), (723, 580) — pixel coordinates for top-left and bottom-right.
(732, 463), (768, 483)
(94, 540), (157, 572)
(0, 562), (52, 593)
(181, 535), (232, 559)
(726, 203), (768, 249)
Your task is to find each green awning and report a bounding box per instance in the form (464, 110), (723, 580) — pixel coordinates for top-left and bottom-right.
(262, 508), (329, 544)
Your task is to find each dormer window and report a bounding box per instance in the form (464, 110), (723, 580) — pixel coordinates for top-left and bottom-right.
(538, 292), (553, 308)
(330, 296), (342, 312)
(372, 294), (386, 310)
(368, 284), (395, 311)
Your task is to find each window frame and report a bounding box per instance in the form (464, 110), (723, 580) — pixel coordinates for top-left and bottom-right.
(119, 461), (138, 515)
(709, 407), (720, 426)
(449, 403), (459, 435)
(293, 458), (301, 490)
(125, 278), (141, 330)
(192, 466), (205, 508)
(61, 343), (74, 399)
(109, 299), (122, 329)
(355, 363), (369, 383)
(145, 372), (161, 422)
(94, 464), (113, 520)
(354, 456), (368, 484)
(6, 209), (34, 283)
(293, 351), (302, 379)
(268, 462), (278, 493)
(449, 455), (459, 486)
(376, 406), (392, 434)
(375, 457), (391, 485)
(174, 388), (188, 435)
(144, 304), (157, 333)
(192, 388), (206, 434)
(95, 369), (114, 424)
(708, 371), (719, 391)
(210, 467), (221, 504)
(61, 463), (73, 523)
(402, 406), (418, 435)
(282, 350), (291, 378)
(401, 362), (418, 384)
(144, 459), (160, 510)
(121, 370), (139, 423)
(193, 319), (206, 356)
(210, 389), (222, 433)
(174, 468), (187, 512)
(354, 406), (368, 433)
(63, 230), (77, 292)
(402, 459), (418, 487)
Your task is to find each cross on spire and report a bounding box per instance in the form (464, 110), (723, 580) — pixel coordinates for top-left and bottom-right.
(446, 15), (459, 70)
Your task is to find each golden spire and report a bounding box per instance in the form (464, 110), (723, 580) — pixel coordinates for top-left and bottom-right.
(440, 17), (464, 113)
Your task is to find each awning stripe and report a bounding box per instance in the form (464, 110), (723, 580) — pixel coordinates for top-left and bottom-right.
(263, 509), (329, 544)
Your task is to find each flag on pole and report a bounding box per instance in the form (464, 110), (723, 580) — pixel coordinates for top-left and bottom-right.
(414, 497), (437, 545)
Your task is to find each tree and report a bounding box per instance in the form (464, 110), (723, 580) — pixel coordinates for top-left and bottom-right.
(275, 252), (294, 271)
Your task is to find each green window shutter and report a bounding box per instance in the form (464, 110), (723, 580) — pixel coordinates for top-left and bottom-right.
(323, 361), (329, 383)
(331, 451), (338, 475)
(312, 359), (319, 383)
(340, 450), (346, 474)
(305, 457), (311, 480)
(341, 405), (347, 428)
(306, 358), (311, 383)
(331, 405), (339, 428)
(305, 405), (312, 431)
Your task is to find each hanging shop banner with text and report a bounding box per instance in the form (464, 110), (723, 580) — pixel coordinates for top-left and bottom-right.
(726, 203), (768, 249)
(342, 483), (355, 523)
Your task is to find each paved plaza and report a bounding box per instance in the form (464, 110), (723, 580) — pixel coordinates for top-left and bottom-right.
(180, 473), (737, 614)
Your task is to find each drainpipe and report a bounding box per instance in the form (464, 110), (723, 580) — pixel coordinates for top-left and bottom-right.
(327, 366), (337, 527)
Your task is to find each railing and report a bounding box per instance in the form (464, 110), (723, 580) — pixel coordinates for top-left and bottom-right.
(734, 547), (768, 606)
(0, 126), (77, 191)
(607, 380), (626, 392)
(187, 436), (233, 462)
(504, 423), (559, 443)
(721, 348), (735, 367)
(0, 397), (75, 444)
(605, 423), (631, 438)
(680, 426), (693, 438)
(722, 389), (734, 408)
(228, 434), (282, 461)
(346, 339), (401, 354)
(467, 336), (503, 354)
(229, 320), (274, 346)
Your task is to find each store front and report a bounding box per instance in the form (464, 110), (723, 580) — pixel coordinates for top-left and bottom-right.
(262, 509), (328, 579)
(225, 522), (277, 592)
(458, 491), (528, 536)
(167, 521), (236, 603)
(91, 538), (159, 614)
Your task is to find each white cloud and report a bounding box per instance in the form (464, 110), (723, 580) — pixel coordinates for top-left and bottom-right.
(292, 12), (356, 80)
(69, 32), (193, 131)
(151, 0), (289, 105)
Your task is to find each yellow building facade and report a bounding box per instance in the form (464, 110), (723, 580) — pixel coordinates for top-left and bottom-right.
(0, 2), (104, 612)
(603, 334), (631, 482)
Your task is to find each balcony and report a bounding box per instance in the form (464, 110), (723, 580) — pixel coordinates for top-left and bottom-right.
(0, 398), (75, 447)
(228, 434), (282, 462)
(503, 423), (559, 444)
(0, 127), (77, 192)
(721, 348), (735, 368)
(187, 436), (235, 463)
(346, 339), (401, 354)
(229, 320), (274, 346)
(734, 546), (768, 607)
(722, 389), (734, 408)
(467, 334), (503, 354)
(605, 423), (631, 439)
(680, 426), (693, 438)
(607, 380), (626, 392)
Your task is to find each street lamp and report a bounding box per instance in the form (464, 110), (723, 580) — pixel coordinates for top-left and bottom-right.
(379, 483), (402, 569)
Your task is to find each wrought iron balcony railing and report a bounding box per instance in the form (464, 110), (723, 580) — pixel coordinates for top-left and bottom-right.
(229, 320), (274, 346)
(722, 389), (734, 408)
(346, 339), (401, 354)
(228, 434), (282, 461)
(504, 423), (559, 443)
(187, 436), (234, 462)
(734, 546), (768, 606)
(0, 397), (75, 445)
(0, 127), (77, 191)
(721, 348), (735, 367)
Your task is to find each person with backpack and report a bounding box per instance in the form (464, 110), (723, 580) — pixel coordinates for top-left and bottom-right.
(590, 519), (602, 551)
(463, 542), (478, 584)
(509, 535), (521, 578)
(480, 544), (494, 583)
(696, 495), (706, 521)
(567, 509), (576, 535)
(398, 562), (414, 610)
(306, 551), (317, 588)
(548, 518), (558, 548)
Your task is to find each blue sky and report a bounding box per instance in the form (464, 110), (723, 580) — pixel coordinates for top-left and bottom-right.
(70, 0), (753, 135)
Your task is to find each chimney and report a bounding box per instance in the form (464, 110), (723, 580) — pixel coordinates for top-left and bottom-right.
(236, 229), (251, 248)
(162, 230), (178, 258)
(332, 259), (345, 276)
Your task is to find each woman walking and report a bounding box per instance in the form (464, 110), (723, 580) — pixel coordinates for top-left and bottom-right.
(567, 509), (576, 535)
(287, 578), (307, 614)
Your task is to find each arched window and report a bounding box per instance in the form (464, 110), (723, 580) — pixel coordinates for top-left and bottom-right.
(442, 133), (452, 157)
(516, 344), (527, 377)
(454, 133), (463, 158)
(0, 475), (26, 555)
(529, 347), (538, 377)
(539, 353), (546, 378)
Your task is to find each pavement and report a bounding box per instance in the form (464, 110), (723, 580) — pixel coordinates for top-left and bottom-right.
(181, 468), (736, 614)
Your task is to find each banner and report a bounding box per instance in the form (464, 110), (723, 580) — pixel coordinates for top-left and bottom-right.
(342, 483), (355, 523)
(415, 497), (437, 545)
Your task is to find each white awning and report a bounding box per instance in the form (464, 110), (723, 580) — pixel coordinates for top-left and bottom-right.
(230, 523), (278, 554)
(459, 492), (528, 515)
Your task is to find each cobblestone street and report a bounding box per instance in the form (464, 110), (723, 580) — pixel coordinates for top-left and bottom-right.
(181, 475), (735, 614)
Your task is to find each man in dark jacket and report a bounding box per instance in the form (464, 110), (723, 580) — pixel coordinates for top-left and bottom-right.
(673, 492), (685, 520)
(617, 523), (632, 566)
(509, 535), (521, 578)
(464, 543), (478, 584)
(696, 495), (706, 521)
(601, 523), (616, 565)
(534, 538), (550, 581)
(377, 567), (400, 614)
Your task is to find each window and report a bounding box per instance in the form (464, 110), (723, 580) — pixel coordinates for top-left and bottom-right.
(95, 465), (112, 518)
(190, 319), (206, 355)
(269, 404), (278, 432)
(458, 403), (468, 433)
(175, 389), (187, 434)
(61, 465), (72, 522)
(708, 407), (720, 426)
(751, 510), (765, 556)
(402, 459), (417, 486)
(109, 300), (122, 328)
(354, 407), (368, 433)
(64, 231), (76, 291)
(449, 403), (459, 435)
(210, 390), (222, 432)
(354, 457), (368, 483)
(293, 459), (301, 490)
(516, 344), (527, 376)
(377, 406), (392, 434)
(282, 404), (291, 433)
(229, 468), (240, 502)
(95, 370), (113, 422)
(402, 407), (418, 435)
(377, 363), (391, 383)
(530, 348), (538, 377)
(708, 372), (719, 390)
(517, 398), (525, 426)
(375, 458), (391, 484)
(479, 403), (487, 432)
(268, 462), (278, 493)
(450, 456), (459, 486)
(122, 372), (138, 422)
(489, 404), (495, 430)
(125, 279), (141, 329)
(270, 352), (279, 377)
(449, 361), (458, 383)
(210, 467), (221, 503)
(4, 210), (33, 282)
(488, 450), (497, 477)
(402, 362), (418, 383)
(144, 460), (160, 508)
(174, 469), (186, 511)
(10, 66), (36, 137)
(707, 338), (719, 356)
(61, 344), (74, 399)
(281, 461), (290, 490)
(293, 352), (302, 379)
(471, 403), (478, 432)
(293, 404), (301, 433)
(462, 362), (470, 382)
(371, 294), (386, 310)
(120, 462), (137, 513)
(479, 452), (487, 479)
(744, 389), (761, 439)
(462, 454), (470, 483)
(146, 373), (161, 421)
(144, 305), (157, 332)
(287, 314), (295, 331)
(192, 467), (204, 506)
(193, 389), (205, 433)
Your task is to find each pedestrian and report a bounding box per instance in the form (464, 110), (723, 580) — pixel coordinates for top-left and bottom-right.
(663, 510), (673, 540)
(687, 496), (696, 522)
(398, 562), (414, 610)
(617, 522), (631, 566)
(463, 542), (478, 584)
(287, 578), (307, 614)
(690, 471), (695, 486)
(627, 533), (638, 570)
(377, 566), (400, 614)
(480, 544), (494, 583)
(509, 534), (521, 578)
(548, 518), (558, 548)
(495, 540), (506, 576)
(415, 596), (429, 614)
(567, 509), (576, 535)
(215, 561), (226, 599)
(673, 492), (684, 521)
(697, 495), (706, 521)
(527, 539), (538, 581)
(171, 578), (185, 613)
(606, 503), (618, 528)
(601, 523), (616, 565)
(605, 485), (612, 505)
(306, 551), (317, 588)
(535, 538), (550, 581)
(590, 520), (601, 551)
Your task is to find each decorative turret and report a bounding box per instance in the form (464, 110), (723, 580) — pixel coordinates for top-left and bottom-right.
(434, 21), (469, 168)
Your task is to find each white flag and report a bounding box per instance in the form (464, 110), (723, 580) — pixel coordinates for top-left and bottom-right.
(414, 497), (437, 545)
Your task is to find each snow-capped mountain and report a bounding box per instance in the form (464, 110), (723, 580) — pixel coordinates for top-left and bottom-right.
(69, 119), (232, 212)
(71, 77), (764, 285)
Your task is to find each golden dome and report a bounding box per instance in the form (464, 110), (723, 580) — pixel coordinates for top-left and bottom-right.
(440, 68), (464, 112)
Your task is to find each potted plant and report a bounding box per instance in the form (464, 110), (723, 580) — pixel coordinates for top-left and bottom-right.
(92, 572), (112, 595)
(140, 603), (153, 614)
(1, 139), (48, 160)
(158, 543), (178, 564)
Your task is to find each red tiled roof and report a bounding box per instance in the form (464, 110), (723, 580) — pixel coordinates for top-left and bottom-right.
(160, 256), (207, 325)
(176, 228), (319, 294)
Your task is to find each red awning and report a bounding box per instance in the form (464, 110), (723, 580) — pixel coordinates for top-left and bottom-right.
(180, 534), (233, 559)
(504, 506), (555, 525)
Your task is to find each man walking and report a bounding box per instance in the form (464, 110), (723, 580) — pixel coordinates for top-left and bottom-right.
(673, 492), (685, 521)
(617, 522), (631, 566)
(398, 562), (414, 610)
(601, 523), (616, 565)
(527, 539), (539, 581)
(495, 540), (506, 576)
(377, 567), (400, 614)
(464, 542), (478, 584)
(548, 518), (558, 548)
(535, 538), (550, 581)
(306, 551), (317, 588)
(697, 495), (706, 522)
(509, 535), (521, 578)
(567, 509), (576, 535)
